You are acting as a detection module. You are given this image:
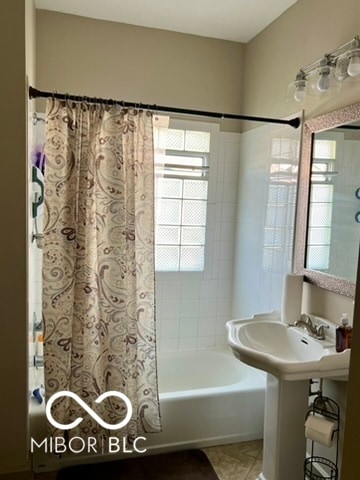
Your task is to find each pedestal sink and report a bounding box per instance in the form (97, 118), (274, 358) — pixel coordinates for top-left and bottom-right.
(226, 312), (350, 480)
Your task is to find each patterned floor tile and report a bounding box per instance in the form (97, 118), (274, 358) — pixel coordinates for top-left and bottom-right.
(202, 440), (263, 480)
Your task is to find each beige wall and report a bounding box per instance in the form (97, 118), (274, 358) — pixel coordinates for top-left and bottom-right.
(36, 10), (245, 121)
(0, 0), (29, 475)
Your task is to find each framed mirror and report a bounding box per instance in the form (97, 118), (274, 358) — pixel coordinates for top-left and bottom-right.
(294, 102), (360, 298)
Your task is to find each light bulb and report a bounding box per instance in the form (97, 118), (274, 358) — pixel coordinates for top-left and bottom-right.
(317, 71), (330, 92)
(294, 84), (306, 102)
(347, 52), (360, 76)
(334, 53), (349, 81)
(292, 72), (306, 102)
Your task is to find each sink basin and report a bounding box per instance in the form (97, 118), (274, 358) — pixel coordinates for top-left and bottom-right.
(226, 313), (350, 381)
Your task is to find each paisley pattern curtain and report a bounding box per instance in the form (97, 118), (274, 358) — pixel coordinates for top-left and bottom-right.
(42, 98), (161, 444)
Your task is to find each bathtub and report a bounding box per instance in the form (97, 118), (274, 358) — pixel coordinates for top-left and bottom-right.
(30, 347), (265, 472)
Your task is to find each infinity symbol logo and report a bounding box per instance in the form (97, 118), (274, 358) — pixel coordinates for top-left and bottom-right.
(46, 391), (133, 431)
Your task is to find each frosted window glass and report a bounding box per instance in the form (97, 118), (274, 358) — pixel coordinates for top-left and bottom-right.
(185, 131), (210, 152)
(156, 226), (181, 244)
(157, 178), (183, 198)
(313, 140), (336, 159)
(182, 200), (207, 225)
(157, 199), (182, 225)
(166, 129), (185, 150)
(183, 180), (208, 199)
(310, 184), (334, 203)
(307, 245), (330, 270)
(181, 227), (205, 245)
(180, 246), (205, 271)
(156, 246), (180, 271)
(163, 129), (210, 153)
(308, 227), (331, 245)
(309, 203), (332, 227)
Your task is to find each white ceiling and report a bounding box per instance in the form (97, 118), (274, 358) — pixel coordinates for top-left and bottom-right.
(35, 0), (298, 43)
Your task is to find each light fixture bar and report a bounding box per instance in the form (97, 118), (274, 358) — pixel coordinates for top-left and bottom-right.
(299, 37), (357, 75)
(291, 35), (360, 102)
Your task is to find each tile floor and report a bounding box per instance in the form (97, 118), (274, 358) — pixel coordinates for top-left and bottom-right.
(203, 440), (263, 480)
(33, 440), (263, 480)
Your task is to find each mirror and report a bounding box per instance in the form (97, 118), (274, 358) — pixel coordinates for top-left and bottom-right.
(295, 102), (360, 298)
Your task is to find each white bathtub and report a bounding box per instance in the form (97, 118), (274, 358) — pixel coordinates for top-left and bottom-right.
(30, 347), (265, 472)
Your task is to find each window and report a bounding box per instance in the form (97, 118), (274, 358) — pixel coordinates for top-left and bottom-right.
(306, 139), (336, 270)
(155, 128), (210, 272)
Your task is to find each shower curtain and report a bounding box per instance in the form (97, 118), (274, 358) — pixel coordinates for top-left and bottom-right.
(42, 98), (161, 443)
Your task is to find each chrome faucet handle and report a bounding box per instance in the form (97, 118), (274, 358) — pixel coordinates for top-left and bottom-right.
(300, 313), (313, 326)
(315, 324), (329, 340)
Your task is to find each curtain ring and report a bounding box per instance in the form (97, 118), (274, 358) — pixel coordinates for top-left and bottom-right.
(119, 100), (125, 116)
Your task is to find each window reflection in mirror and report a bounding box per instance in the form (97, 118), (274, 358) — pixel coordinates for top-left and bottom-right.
(306, 124), (360, 283)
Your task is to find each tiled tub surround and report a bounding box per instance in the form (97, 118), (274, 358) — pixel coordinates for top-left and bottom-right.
(232, 121), (302, 319)
(156, 125), (241, 352)
(30, 347), (265, 472)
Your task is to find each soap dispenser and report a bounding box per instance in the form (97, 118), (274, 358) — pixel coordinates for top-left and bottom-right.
(336, 313), (351, 352)
(345, 315), (352, 349)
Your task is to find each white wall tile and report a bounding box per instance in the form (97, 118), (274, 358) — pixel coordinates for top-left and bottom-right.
(231, 122), (301, 319)
(198, 316), (216, 336)
(199, 279), (219, 299)
(179, 337), (198, 350)
(161, 318), (180, 338)
(199, 298), (218, 318)
(161, 280), (182, 299)
(161, 297), (181, 319)
(142, 124), (239, 352)
(197, 336), (216, 349)
(160, 337), (179, 352)
(179, 317), (198, 337)
(180, 298), (199, 318)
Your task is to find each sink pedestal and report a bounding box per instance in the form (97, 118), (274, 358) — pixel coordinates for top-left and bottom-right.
(259, 375), (309, 480)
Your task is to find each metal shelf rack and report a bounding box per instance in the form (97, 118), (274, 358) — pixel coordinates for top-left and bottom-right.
(304, 395), (340, 480)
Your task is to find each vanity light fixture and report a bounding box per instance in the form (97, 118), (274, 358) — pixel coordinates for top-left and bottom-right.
(290, 35), (360, 102)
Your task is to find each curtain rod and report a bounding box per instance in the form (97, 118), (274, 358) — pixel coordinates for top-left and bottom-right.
(29, 86), (300, 129)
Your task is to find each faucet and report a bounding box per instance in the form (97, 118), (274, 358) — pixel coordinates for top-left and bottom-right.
(314, 324), (330, 340)
(294, 314), (317, 336)
(294, 314), (329, 340)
